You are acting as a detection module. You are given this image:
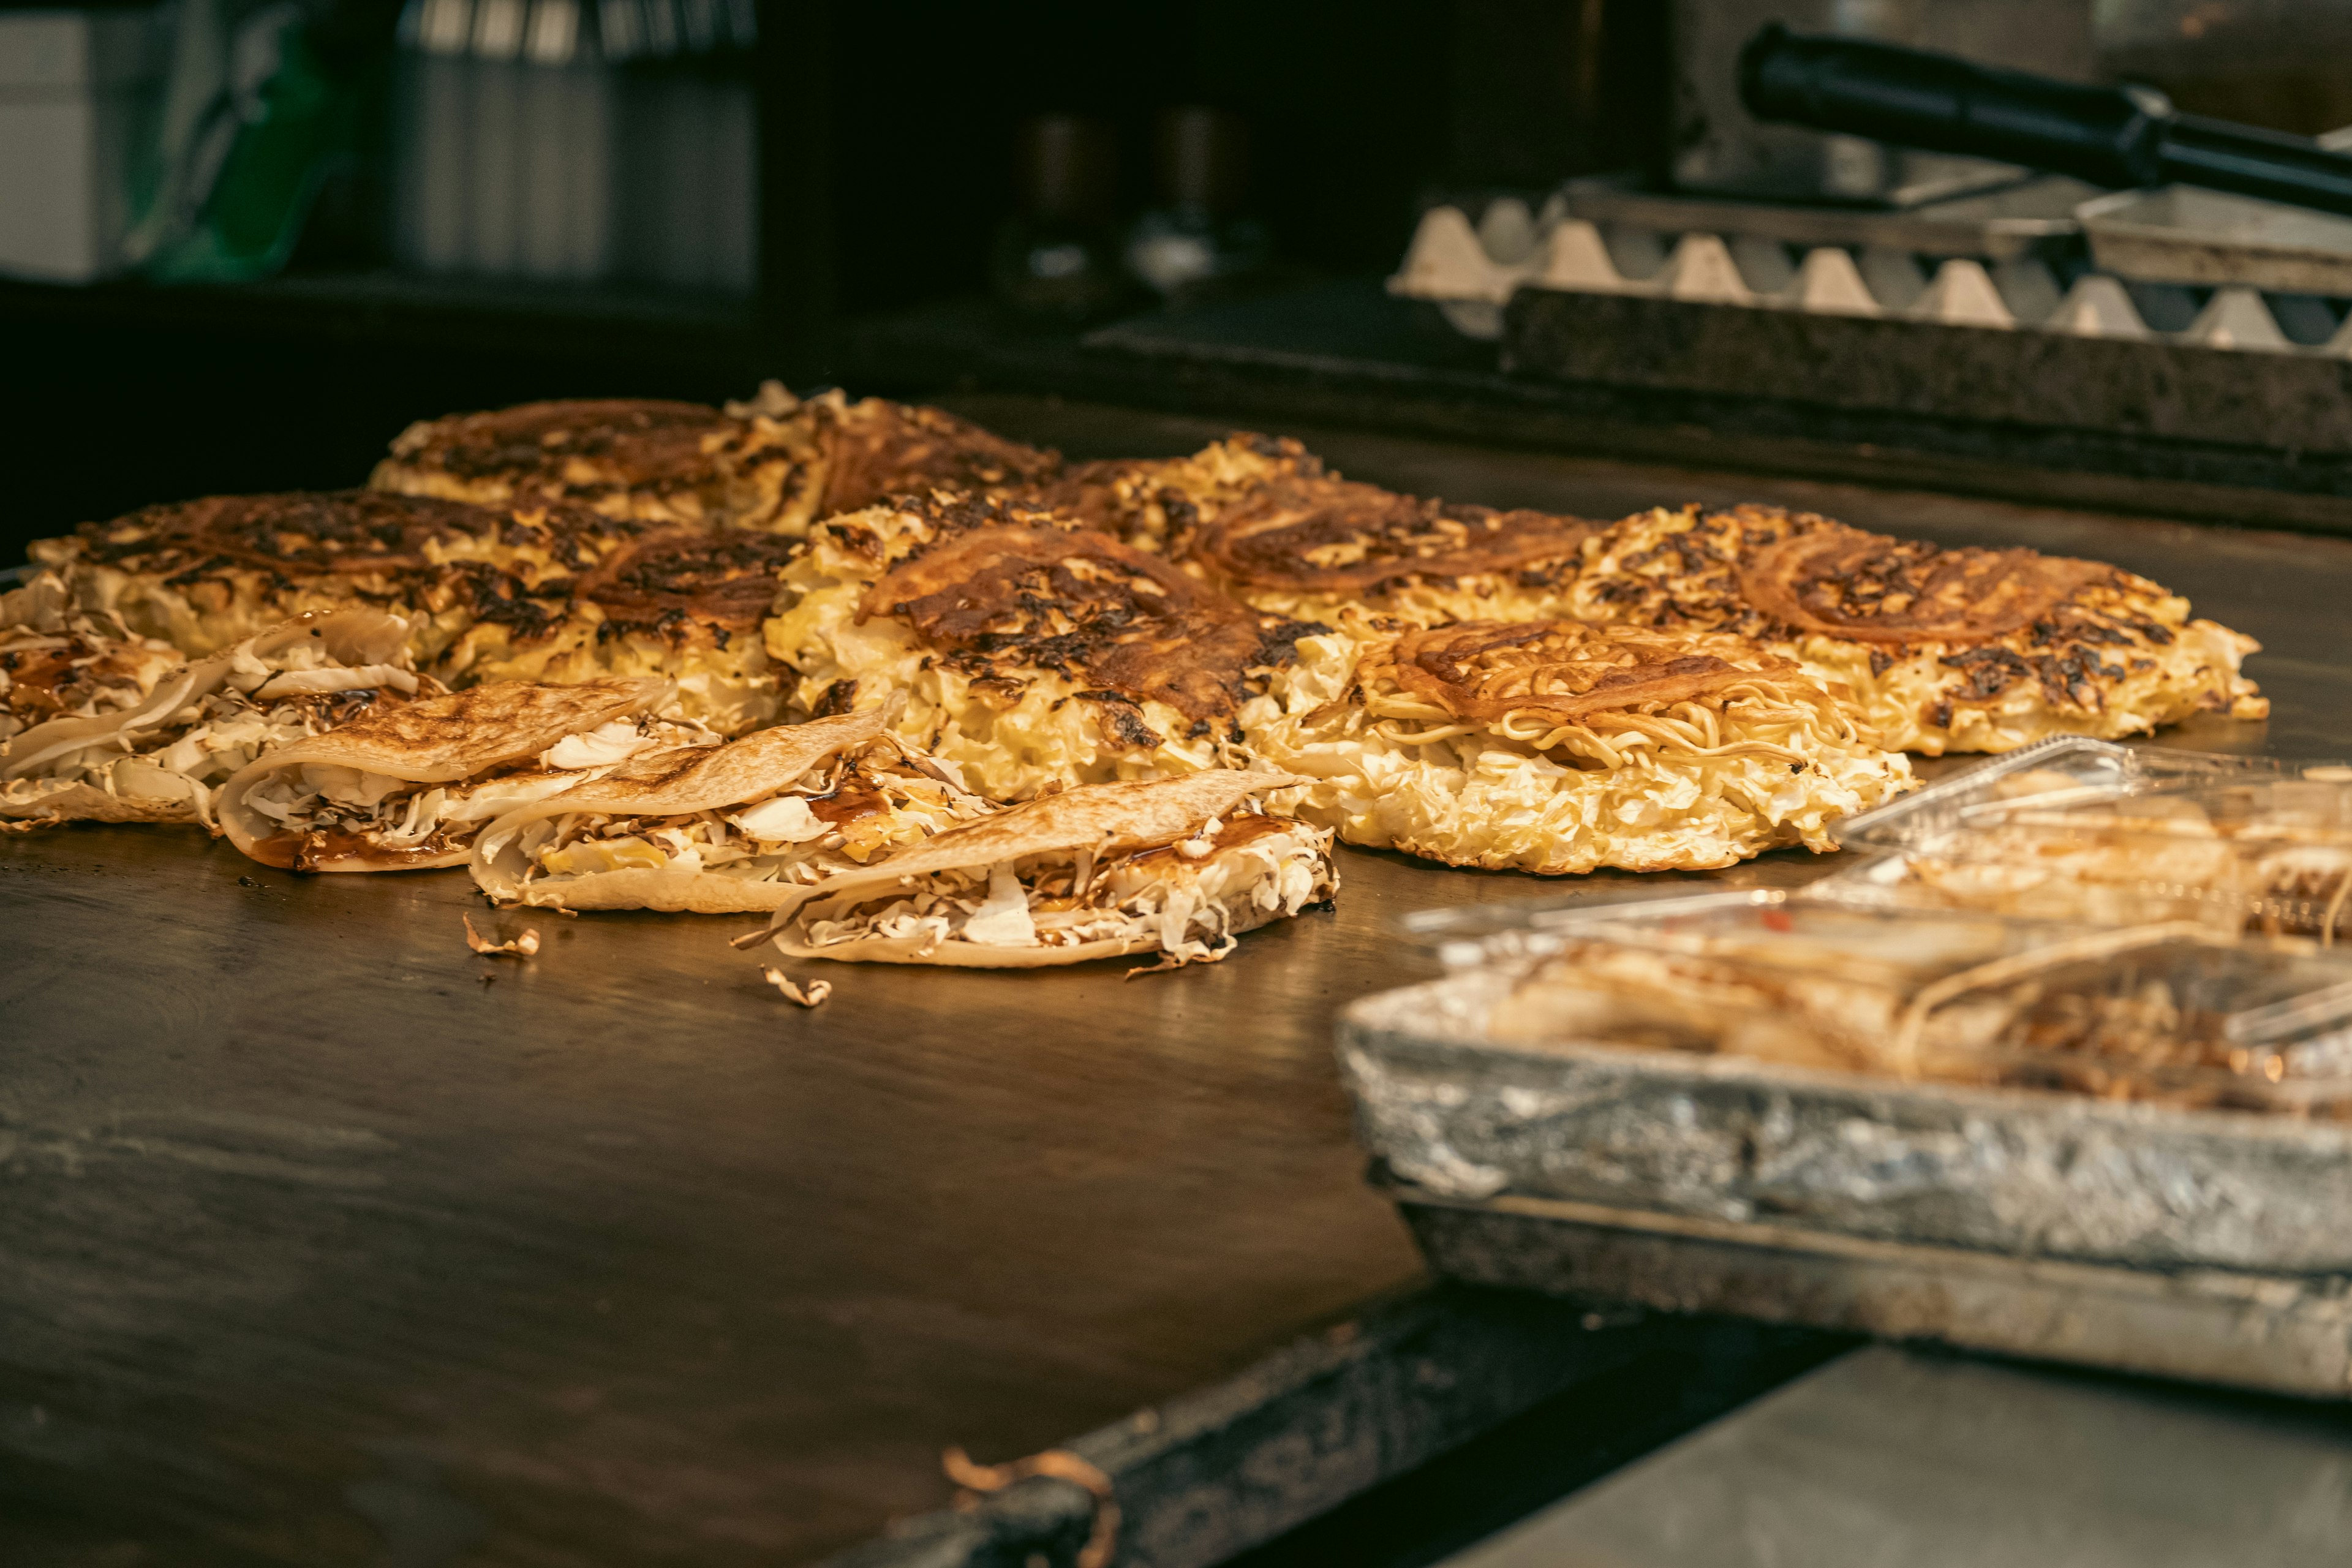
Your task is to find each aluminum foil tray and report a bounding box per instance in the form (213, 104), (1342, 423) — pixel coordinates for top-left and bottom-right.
(1387, 1186), (2352, 1398)
(1338, 932), (2352, 1395)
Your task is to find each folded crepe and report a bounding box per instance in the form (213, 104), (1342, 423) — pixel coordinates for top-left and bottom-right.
(764, 492), (1320, 799)
(471, 708), (994, 913)
(372, 384), (1061, 536)
(3, 608), (420, 827)
(760, 769), (1336, 969)
(216, 677), (717, 871)
(1248, 619), (1914, 874)
(1571, 503), (2267, 755)
(2, 569), (184, 747)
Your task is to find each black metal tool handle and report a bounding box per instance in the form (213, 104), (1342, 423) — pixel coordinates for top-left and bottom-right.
(1740, 22), (2352, 218)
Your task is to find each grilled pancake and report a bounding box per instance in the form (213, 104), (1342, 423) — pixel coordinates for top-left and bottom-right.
(1570, 504), (2268, 755)
(1036, 434), (1600, 625)
(215, 677), (715, 871)
(1180, 472), (1603, 627)
(472, 709), (996, 913)
(29, 490), (641, 668)
(1035, 433), (1322, 553)
(1249, 619), (1913, 874)
(374, 385), (1063, 535)
(458, 528), (801, 734)
(763, 492), (1319, 799)
(761, 769), (1335, 969)
(373, 396), (826, 531)
(4, 609), (423, 828)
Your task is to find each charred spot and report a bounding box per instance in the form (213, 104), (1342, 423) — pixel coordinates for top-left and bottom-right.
(965, 674), (1029, 707)
(1937, 645), (2035, 699)
(811, 679), (860, 717)
(1073, 690), (1164, 750)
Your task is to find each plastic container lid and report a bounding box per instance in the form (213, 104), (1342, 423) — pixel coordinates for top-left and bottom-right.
(1823, 772), (2352, 944)
(1831, 737), (2298, 855)
(1473, 899), (2352, 1115)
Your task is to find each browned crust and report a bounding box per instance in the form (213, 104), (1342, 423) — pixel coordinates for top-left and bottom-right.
(1577, 503), (2228, 716)
(70, 489), (640, 579)
(856, 524), (1319, 734)
(1032, 433), (1321, 552)
(1736, 521), (2116, 646)
(569, 529), (804, 641)
(59, 489), (641, 647)
(815, 399), (1062, 516)
(246, 676), (668, 782)
(1372, 620), (1803, 724)
(1, 632), (167, 731)
(1188, 475), (1601, 596)
(385, 399), (732, 491)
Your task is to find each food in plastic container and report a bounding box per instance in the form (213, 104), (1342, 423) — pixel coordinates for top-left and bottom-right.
(1826, 761), (2352, 943)
(1434, 893), (2352, 1115)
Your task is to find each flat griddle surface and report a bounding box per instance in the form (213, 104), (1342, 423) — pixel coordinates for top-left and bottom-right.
(7, 399), (2351, 1563)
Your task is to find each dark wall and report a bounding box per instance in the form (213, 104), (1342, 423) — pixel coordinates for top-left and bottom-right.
(0, 302), (764, 556)
(824, 0), (1454, 316)
(824, 0), (1668, 314)
(1, 0), (1670, 556)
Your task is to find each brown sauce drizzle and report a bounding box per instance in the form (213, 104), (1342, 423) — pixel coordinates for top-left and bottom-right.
(1191, 477), (1600, 595)
(1377, 620), (1797, 723)
(1736, 522), (2114, 645)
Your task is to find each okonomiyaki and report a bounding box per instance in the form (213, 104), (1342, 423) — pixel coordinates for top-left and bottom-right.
(454, 527), (802, 734)
(372, 396), (825, 532)
(1177, 471), (1603, 628)
(1036, 433), (1324, 553)
(374, 385), (1063, 536)
(1570, 504), (2267, 755)
(2, 570), (183, 747)
(4, 609), (423, 828)
(763, 493), (1319, 799)
(1249, 619), (1913, 874)
(216, 677), (717, 871)
(30, 489), (642, 668)
(758, 768), (1335, 969)
(784, 385), (1063, 521)
(472, 707), (994, 913)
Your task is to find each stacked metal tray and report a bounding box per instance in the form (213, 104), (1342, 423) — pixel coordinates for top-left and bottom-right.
(1344, 748), (2352, 1395)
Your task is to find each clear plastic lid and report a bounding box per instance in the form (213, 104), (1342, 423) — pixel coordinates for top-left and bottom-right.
(1472, 900), (2352, 1115)
(1822, 774), (2352, 944)
(1831, 737), (2307, 854)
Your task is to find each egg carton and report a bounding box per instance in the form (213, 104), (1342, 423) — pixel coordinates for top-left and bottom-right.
(1390, 195), (2352, 357)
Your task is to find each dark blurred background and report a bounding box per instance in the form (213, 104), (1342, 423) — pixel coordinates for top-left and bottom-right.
(11, 0), (2352, 554)
(0, 0), (1668, 546)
